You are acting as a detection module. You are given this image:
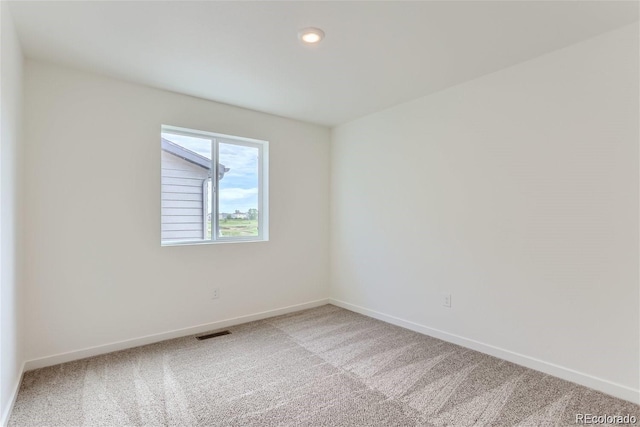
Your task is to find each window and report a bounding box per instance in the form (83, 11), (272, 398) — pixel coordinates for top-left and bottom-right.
(161, 125), (268, 245)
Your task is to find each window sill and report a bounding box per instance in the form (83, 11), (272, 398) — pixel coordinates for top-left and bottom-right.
(161, 238), (268, 247)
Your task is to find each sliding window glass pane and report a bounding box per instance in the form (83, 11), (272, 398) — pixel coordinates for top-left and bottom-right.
(218, 142), (259, 238)
(161, 133), (212, 243)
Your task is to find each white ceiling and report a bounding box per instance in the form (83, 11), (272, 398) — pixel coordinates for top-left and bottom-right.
(9, 1), (639, 127)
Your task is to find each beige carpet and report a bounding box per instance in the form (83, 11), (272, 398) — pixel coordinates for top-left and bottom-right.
(8, 305), (639, 426)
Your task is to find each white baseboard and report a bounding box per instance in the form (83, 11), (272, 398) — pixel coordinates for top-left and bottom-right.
(24, 298), (330, 372)
(1, 361), (25, 427)
(329, 298), (640, 405)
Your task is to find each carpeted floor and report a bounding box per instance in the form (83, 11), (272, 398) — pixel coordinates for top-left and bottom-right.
(8, 305), (639, 426)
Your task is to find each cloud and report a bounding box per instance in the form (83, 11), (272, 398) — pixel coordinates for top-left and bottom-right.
(219, 187), (258, 201)
(219, 143), (258, 178)
(219, 187), (258, 213)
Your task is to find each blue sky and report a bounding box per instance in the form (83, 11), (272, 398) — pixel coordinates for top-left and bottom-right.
(162, 133), (258, 213)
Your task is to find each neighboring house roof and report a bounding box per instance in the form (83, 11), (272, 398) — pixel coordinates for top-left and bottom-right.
(161, 138), (230, 178)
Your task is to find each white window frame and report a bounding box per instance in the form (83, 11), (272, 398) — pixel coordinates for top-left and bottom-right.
(161, 125), (269, 246)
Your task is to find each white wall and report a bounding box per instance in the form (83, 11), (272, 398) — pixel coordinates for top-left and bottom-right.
(0, 3), (24, 425)
(331, 24), (639, 401)
(22, 61), (330, 362)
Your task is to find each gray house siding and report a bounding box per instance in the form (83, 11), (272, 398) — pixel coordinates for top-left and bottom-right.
(161, 151), (209, 241)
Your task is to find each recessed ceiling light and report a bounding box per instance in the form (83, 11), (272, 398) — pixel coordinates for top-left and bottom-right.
(298, 27), (325, 45)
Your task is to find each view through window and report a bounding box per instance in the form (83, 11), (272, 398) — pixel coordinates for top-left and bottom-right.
(161, 126), (268, 245)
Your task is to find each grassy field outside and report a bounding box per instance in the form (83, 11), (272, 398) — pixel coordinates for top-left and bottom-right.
(208, 219), (259, 237)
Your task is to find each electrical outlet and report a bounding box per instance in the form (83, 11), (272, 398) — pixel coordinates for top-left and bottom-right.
(441, 292), (451, 308)
(212, 288), (219, 299)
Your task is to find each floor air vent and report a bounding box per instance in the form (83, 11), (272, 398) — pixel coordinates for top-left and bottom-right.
(196, 330), (231, 341)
